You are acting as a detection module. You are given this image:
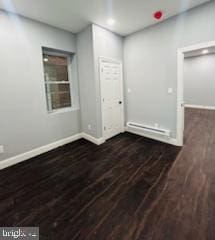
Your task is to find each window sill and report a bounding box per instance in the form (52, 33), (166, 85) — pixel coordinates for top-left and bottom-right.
(47, 107), (79, 115)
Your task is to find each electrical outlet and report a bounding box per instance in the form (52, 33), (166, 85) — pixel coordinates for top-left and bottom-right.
(88, 124), (92, 131)
(154, 123), (159, 129)
(128, 88), (131, 93)
(0, 146), (4, 154)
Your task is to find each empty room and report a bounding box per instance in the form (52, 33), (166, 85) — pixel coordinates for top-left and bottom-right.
(0, 0), (215, 239)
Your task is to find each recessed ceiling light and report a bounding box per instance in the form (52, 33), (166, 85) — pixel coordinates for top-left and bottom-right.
(107, 18), (115, 26)
(43, 58), (48, 62)
(202, 49), (209, 54)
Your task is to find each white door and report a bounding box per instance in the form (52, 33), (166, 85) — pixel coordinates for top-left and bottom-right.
(100, 59), (124, 140)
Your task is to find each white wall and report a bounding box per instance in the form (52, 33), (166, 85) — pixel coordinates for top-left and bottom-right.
(124, 1), (215, 139)
(184, 53), (215, 107)
(0, 10), (80, 161)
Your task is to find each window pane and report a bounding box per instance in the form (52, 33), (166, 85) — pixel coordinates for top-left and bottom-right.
(45, 83), (71, 110)
(42, 51), (73, 112)
(43, 54), (69, 82)
(51, 91), (71, 110)
(48, 83), (70, 94)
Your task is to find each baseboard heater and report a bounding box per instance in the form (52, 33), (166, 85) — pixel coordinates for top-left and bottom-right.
(127, 122), (170, 137)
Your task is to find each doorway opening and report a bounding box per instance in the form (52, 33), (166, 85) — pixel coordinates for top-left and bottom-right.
(177, 41), (215, 146)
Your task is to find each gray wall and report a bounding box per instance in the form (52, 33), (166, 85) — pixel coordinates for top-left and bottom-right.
(0, 11), (80, 161)
(92, 24), (123, 138)
(184, 54), (215, 107)
(76, 25), (98, 137)
(124, 1), (215, 138)
(76, 24), (123, 138)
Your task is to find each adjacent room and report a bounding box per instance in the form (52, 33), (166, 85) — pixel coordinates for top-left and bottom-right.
(0, 0), (215, 239)
(184, 48), (215, 110)
(183, 47), (215, 147)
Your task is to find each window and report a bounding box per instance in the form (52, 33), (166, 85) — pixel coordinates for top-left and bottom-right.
(42, 51), (72, 112)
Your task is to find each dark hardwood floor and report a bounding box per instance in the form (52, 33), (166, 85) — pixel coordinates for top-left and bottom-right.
(0, 109), (215, 240)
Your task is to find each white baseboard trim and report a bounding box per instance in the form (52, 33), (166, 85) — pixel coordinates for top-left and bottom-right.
(0, 127), (180, 171)
(125, 127), (180, 146)
(0, 132), (107, 170)
(185, 104), (215, 110)
(0, 134), (82, 170)
(81, 133), (105, 145)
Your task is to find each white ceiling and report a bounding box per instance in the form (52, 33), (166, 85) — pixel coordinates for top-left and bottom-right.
(0, 0), (211, 36)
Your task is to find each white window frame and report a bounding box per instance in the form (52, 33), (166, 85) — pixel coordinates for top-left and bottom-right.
(43, 50), (74, 114)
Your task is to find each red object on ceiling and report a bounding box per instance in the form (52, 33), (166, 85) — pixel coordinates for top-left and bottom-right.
(154, 11), (163, 20)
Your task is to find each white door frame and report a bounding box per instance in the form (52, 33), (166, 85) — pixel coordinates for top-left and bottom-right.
(176, 41), (215, 146)
(99, 57), (125, 140)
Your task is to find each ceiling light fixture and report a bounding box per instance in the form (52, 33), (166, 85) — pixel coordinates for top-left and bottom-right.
(107, 18), (115, 26)
(202, 49), (209, 54)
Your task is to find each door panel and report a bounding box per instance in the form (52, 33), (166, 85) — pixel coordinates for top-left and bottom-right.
(100, 60), (123, 140)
